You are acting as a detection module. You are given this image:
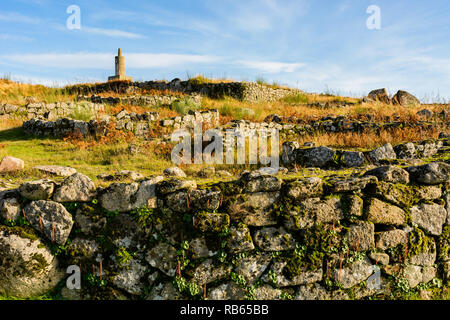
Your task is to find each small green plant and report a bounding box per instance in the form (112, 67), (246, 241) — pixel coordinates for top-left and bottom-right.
(116, 247), (133, 268)
(68, 104), (95, 121)
(131, 206), (154, 228)
(283, 93), (309, 104)
(267, 270), (277, 286)
(86, 273), (107, 287)
(172, 97), (200, 115)
(230, 272), (247, 287)
(173, 277), (201, 297)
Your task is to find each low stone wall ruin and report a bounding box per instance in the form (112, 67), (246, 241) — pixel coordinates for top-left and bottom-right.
(0, 162), (449, 299)
(0, 101), (105, 121)
(68, 80), (301, 103)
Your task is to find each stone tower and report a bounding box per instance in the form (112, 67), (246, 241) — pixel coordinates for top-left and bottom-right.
(108, 48), (133, 82)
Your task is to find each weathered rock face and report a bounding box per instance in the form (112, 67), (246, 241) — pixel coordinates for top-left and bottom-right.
(0, 162), (449, 300)
(145, 243), (178, 277)
(368, 88), (390, 104)
(53, 173), (96, 202)
(333, 257), (375, 289)
(227, 192), (279, 226)
(0, 156), (24, 173)
(19, 180), (55, 200)
(364, 166), (409, 184)
(285, 177), (323, 200)
(407, 162), (450, 185)
(392, 90), (420, 106)
(0, 227), (64, 298)
(33, 165), (77, 177)
(227, 224), (254, 254)
(0, 197), (21, 221)
(375, 229), (407, 250)
(367, 198), (406, 226)
(347, 221), (375, 251)
(24, 200), (74, 245)
(367, 144), (397, 164)
(254, 227), (296, 251)
(410, 204), (447, 236)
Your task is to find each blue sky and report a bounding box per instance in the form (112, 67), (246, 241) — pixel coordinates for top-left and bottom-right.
(1, 0), (450, 101)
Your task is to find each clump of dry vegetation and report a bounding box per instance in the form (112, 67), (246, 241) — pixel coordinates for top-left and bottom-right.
(0, 79), (75, 105)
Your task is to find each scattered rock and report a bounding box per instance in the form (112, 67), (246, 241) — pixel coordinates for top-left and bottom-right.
(234, 253), (272, 285)
(0, 156), (24, 173)
(163, 167), (186, 178)
(33, 165), (77, 177)
(368, 88), (390, 104)
(392, 90), (420, 106)
(0, 197), (21, 221)
(369, 252), (390, 265)
(192, 259), (232, 286)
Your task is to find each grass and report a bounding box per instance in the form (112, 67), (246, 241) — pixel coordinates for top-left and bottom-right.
(0, 79), (75, 106)
(0, 79), (448, 187)
(289, 127), (444, 150)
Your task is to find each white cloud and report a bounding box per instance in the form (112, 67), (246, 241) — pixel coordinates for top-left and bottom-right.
(82, 27), (146, 39)
(0, 12), (42, 24)
(1, 52), (221, 70)
(237, 60), (305, 73)
(0, 33), (34, 41)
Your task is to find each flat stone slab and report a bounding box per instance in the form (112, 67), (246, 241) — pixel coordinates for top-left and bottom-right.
(33, 165), (77, 177)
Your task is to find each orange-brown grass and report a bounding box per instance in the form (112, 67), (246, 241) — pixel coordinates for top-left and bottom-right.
(202, 96), (448, 123)
(63, 121), (135, 150)
(0, 119), (23, 130)
(0, 79), (75, 105)
(291, 127), (442, 150)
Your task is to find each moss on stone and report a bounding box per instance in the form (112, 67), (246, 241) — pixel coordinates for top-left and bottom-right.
(408, 227), (435, 257)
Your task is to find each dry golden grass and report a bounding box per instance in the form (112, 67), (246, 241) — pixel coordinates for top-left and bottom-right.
(0, 79), (75, 105)
(290, 127), (444, 150)
(203, 96), (448, 123)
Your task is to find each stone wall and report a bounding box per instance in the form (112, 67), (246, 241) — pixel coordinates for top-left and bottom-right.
(0, 102), (105, 120)
(78, 93), (202, 108)
(0, 162), (449, 299)
(68, 80), (302, 103)
(22, 109), (220, 138)
(281, 138), (448, 169)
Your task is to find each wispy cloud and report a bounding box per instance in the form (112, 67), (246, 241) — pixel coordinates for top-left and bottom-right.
(0, 12), (42, 24)
(1, 52), (221, 69)
(82, 27), (145, 39)
(0, 33), (34, 41)
(237, 60), (305, 73)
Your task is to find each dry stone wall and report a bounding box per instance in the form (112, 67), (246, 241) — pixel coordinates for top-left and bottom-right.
(0, 162), (449, 300)
(0, 102), (105, 120)
(68, 80), (301, 103)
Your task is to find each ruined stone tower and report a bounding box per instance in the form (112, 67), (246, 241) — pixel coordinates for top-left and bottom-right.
(108, 48), (133, 82)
